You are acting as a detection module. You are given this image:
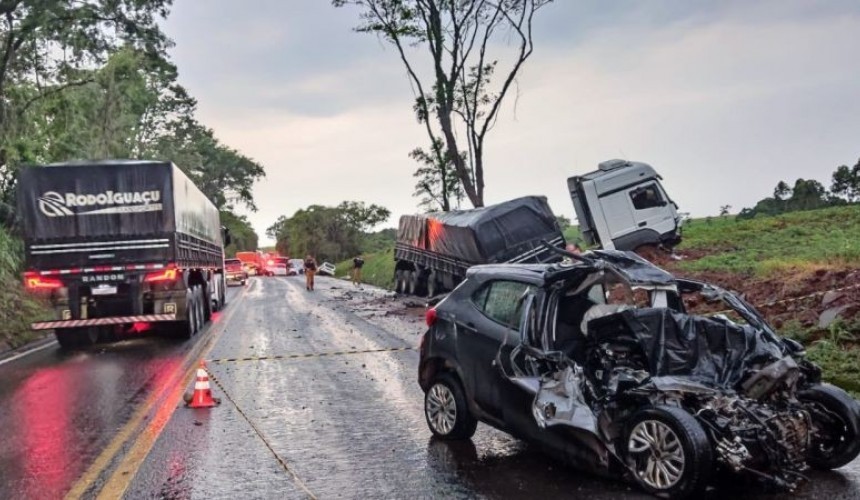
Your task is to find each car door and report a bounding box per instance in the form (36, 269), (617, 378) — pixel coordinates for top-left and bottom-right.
(464, 279), (534, 419)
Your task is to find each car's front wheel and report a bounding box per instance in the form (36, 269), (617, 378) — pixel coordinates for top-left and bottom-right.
(623, 406), (712, 499)
(424, 373), (477, 440)
(799, 383), (860, 470)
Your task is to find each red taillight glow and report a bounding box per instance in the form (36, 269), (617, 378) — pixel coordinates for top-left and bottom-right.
(425, 308), (438, 327)
(130, 322), (152, 333)
(144, 268), (177, 283)
(25, 274), (63, 289)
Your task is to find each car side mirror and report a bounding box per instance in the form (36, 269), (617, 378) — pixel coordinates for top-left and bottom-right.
(222, 226), (232, 247)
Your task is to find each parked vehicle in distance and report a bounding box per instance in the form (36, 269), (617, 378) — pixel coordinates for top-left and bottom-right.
(236, 251), (265, 276)
(419, 249), (860, 499)
(395, 196), (565, 297)
(568, 159), (682, 251)
(270, 257), (290, 276)
(18, 160), (229, 348)
(289, 258), (304, 275)
(225, 258), (248, 286)
(318, 262), (336, 276)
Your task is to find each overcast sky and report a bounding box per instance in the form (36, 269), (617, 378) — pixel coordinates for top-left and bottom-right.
(162, 1), (860, 245)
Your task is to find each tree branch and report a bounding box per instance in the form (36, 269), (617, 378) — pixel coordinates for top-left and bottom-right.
(17, 77), (95, 117)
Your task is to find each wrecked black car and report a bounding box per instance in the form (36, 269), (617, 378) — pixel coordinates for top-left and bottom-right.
(418, 250), (860, 498)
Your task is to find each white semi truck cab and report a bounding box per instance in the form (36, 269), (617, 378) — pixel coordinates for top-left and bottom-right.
(568, 159), (682, 251)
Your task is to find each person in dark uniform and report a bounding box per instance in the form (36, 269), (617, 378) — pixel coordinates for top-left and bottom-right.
(351, 255), (365, 287)
(304, 254), (317, 291)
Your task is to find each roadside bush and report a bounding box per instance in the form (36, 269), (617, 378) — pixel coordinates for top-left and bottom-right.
(0, 228), (50, 350)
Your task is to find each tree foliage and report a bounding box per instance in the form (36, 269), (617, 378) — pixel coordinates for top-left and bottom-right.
(0, 4), (266, 224)
(221, 211), (258, 256)
(0, 0), (172, 128)
(831, 159), (860, 203)
(411, 138), (463, 212)
(336, 201), (391, 232)
(333, 0), (553, 208)
(148, 117), (265, 211)
(267, 202), (391, 262)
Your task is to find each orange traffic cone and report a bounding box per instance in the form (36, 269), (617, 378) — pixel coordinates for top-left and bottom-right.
(187, 361), (220, 408)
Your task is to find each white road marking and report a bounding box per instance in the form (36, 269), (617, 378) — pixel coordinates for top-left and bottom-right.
(0, 339), (57, 366)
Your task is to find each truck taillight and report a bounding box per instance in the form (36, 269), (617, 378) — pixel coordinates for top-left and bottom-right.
(24, 274), (63, 289)
(144, 268), (177, 283)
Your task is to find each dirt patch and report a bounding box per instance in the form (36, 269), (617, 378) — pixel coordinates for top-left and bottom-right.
(636, 247), (860, 330)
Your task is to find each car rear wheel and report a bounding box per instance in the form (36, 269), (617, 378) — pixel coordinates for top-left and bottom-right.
(424, 373), (477, 440)
(623, 406), (712, 498)
(799, 384), (860, 470)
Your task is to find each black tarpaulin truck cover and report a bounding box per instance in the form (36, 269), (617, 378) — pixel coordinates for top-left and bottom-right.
(396, 196), (561, 264)
(17, 160), (222, 269)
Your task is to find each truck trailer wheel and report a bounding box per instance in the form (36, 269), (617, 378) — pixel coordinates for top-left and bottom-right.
(407, 271), (418, 295)
(394, 270), (404, 294)
(426, 271), (438, 298)
(200, 284), (212, 322)
(55, 327), (98, 350)
(173, 288), (198, 340)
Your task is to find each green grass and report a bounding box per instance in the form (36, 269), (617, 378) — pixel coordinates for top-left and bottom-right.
(335, 247), (396, 290)
(562, 225), (582, 244)
(781, 318), (860, 397)
(677, 205), (860, 276)
(806, 341), (860, 398)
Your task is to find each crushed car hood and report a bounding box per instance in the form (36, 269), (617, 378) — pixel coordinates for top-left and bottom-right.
(547, 250), (677, 288)
(589, 307), (787, 388)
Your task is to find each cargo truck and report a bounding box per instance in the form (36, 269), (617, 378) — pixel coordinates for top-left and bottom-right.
(394, 196), (565, 297)
(18, 160), (229, 349)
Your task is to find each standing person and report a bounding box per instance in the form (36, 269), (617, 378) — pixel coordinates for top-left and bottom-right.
(304, 254), (317, 291)
(351, 255), (365, 287)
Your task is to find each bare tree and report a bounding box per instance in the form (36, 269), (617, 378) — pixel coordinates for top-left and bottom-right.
(333, 0), (553, 207)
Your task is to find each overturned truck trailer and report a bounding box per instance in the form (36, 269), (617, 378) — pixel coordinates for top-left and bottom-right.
(394, 196), (565, 296)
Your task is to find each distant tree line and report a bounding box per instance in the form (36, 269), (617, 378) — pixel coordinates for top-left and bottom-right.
(737, 158), (860, 220)
(266, 202), (391, 262)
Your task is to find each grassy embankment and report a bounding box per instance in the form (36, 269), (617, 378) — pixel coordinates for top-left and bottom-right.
(0, 228), (50, 350)
(677, 205), (860, 276)
(335, 248), (396, 289)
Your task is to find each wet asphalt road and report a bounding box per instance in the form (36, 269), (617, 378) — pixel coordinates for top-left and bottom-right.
(1, 277), (859, 499)
(0, 286), (241, 500)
